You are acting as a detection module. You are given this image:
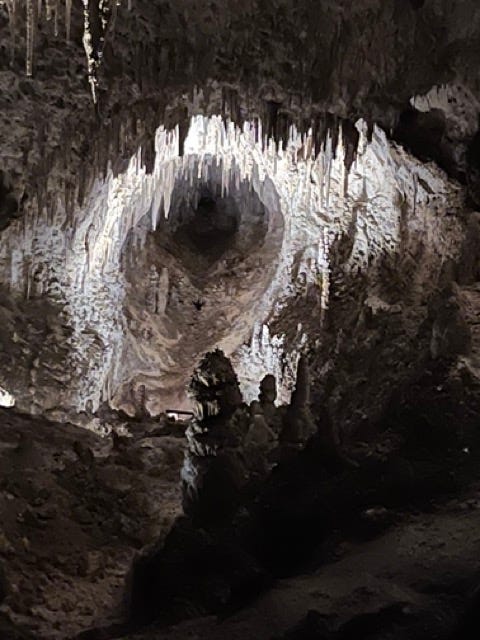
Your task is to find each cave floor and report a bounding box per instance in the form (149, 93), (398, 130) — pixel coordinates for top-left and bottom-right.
(0, 409), (186, 639)
(1, 408), (480, 639)
(120, 495), (480, 640)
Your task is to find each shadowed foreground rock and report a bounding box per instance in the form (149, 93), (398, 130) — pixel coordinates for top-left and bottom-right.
(124, 348), (480, 640)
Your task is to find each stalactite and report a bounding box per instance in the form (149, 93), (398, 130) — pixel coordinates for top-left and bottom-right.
(99, 0), (110, 33)
(342, 119), (360, 173)
(26, 0), (35, 76)
(0, 112), (446, 416)
(2, 0), (126, 97)
(54, 0), (59, 36)
(77, 164), (87, 207)
(111, 116), (119, 156)
(25, 260), (33, 300)
(82, 0), (98, 102)
(65, 0), (72, 41)
(325, 134), (332, 209)
(45, 0), (54, 20)
(3, 0), (17, 65)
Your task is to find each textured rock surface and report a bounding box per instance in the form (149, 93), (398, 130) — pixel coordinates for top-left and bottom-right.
(122, 359), (480, 639)
(0, 1), (479, 423)
(1, 2), (480, 638)
(0, 114), (468, 425)
(0, 408), (186, 638)
(117, 500), (480, 640)
(1, 1), (480, 212)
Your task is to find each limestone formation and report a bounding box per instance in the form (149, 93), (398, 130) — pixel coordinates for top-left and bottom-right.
(189, 349), (243, 421)
(0, 109), (465, 425)
(280, 355), (317, 446)
(2, 2), (480, 639)
(258, 374), (278, 424)
(245, 401), (276, 449)
(182, 350), (246, 518)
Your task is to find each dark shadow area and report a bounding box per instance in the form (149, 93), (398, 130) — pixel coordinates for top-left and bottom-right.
(393, 108), (459, 178)
(149, 167), (270, 279)
(409, 0), (426, 8)
(123, 348), (480, 639)
(0, 170), (19, 231)
(466, 127), (480, 208)
(111, 220), (480, 640)
(171, 188), (240, 264)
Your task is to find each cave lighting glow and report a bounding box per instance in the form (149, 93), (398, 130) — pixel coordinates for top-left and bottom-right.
(0, 385), (15, 408)
(0, 115), (462, 417)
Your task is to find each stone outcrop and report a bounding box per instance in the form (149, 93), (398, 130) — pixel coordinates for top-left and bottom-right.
(124, 337), (480, 639)
(181, 349), (322, 525)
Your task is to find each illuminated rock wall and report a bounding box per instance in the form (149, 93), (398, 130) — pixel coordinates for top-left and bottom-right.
(0, 116), (465, 419)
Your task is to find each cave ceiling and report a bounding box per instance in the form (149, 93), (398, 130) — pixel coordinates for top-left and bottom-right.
(0, 0), (479, 216)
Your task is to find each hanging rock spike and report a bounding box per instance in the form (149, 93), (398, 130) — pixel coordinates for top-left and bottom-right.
(65, 0), (72, 41)
(26, 0), (35, 76)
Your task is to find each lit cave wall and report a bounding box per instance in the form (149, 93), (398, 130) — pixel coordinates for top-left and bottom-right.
(0, 114), (464, 419)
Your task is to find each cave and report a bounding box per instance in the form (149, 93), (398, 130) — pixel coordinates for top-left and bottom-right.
(1, 2), (480, 640)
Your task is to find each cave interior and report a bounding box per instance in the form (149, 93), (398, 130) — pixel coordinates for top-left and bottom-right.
(1, 1), (480, 639)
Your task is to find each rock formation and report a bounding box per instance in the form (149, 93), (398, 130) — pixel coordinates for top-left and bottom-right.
(1, 1), (480, 639)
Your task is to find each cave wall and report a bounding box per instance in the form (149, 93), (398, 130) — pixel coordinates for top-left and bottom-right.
(0, 116), (288, 416)
(233, 122), (465, 428)
(114, 156), (284, 415)
(0, 113), (466, 426)
(0, 0), (478, 428)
